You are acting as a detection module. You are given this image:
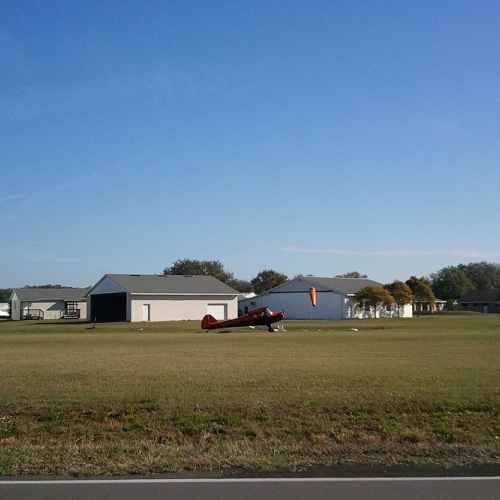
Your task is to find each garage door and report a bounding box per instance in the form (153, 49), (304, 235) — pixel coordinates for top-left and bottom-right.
(90, 293), (127, 322)
(207, 304), (227, 320)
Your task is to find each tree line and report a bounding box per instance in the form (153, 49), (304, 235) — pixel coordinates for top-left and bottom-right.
(341, 263), (500, 314)
(430, 262), (500, 302)
(163, 259), (288, 295)
(354, 277), (435, 317)
(2, 259), (498, 304)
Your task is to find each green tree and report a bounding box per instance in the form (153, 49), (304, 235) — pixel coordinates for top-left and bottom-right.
(384, 281), (413, 317)
(251, 270), (288, 295)
(0, 289), (11, 301)
(431, 266), (473, 301)
(406, 276), (436, 314)
(355, 286), (395, 317)
(335, 271), (368, 278)
(226, 279), (253, 293)
(405, 276), (436, 303)
(459, 262), (500, 289)
(163, 259), (234, 284)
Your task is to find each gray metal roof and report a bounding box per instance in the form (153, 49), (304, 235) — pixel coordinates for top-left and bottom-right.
(106, 274), (238, 295)
(269, 276), (382, 295)
(13, 287), (90, 302)
(304, 276), (382, 294)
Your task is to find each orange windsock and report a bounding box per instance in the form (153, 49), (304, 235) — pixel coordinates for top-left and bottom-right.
(309, 287), (317, 307)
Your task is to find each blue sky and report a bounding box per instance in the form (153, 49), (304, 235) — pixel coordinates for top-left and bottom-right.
(1, 1), (499, 287)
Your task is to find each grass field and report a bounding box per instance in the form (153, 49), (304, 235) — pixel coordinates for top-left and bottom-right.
(1, 315), (500, 475)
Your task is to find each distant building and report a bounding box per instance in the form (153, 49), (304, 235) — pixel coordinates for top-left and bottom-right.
(413, 299), (447, 314)
(10, 288), (89, 320)
(0, 302), (10, 318)
(460, 289), (500, 314)
(238, 276), (413, 319)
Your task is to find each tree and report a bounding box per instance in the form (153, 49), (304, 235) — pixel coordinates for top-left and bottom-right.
(459, 262), (500, 289)
(430, 262), (500, 303)
(406, 276), (436, 314)
(354, 286), (395, 317)
(335, 271), (368, 278)
(251, 270), (288, 295)
(430, 266), (473, 301)
(384, 281), (413, 317)
(163, 259), (234, 284)
(226, 279), (253, 293)
(405, 276), (436, 303)
(0, 289), (11, 301)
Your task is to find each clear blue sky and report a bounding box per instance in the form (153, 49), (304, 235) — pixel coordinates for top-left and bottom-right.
(1, 1), (499, 287)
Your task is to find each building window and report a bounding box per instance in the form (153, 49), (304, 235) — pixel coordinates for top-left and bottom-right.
(65, 301), (78, 313)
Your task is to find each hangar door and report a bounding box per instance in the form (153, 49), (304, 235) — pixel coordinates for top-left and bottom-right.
(207, 303), (227, 320)
(90, 293), (127, 322)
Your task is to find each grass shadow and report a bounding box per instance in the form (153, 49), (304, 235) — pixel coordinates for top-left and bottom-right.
(33, 320), (90, 326)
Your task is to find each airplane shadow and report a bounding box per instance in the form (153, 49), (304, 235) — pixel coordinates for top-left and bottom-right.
(211, 328), (273, 334)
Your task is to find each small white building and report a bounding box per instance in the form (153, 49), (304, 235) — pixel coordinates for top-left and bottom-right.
(87, 274), (239, 322)
(238, 276), (413, 320)
(0, 302), (10, 318)
(10, 288), (89, 320)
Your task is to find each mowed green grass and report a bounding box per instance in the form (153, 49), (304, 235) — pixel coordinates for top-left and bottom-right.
(1, 315), (500, 475)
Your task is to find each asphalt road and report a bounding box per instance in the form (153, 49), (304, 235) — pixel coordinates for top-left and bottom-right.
(1, 477), (499, 500)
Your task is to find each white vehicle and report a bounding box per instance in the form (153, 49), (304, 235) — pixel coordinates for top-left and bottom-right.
(0, 310), (9, 318)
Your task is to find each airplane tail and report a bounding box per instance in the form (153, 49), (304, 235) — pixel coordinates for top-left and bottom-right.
(201, 314), (218, 330)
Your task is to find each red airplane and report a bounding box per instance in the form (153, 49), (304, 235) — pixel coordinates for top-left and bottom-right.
(201, 307), (285, 332)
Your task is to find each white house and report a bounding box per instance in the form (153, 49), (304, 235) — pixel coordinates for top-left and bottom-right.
(10, 288), (89, 320)
(238, 276), (413, 320)
(87, 274), (239, 322)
